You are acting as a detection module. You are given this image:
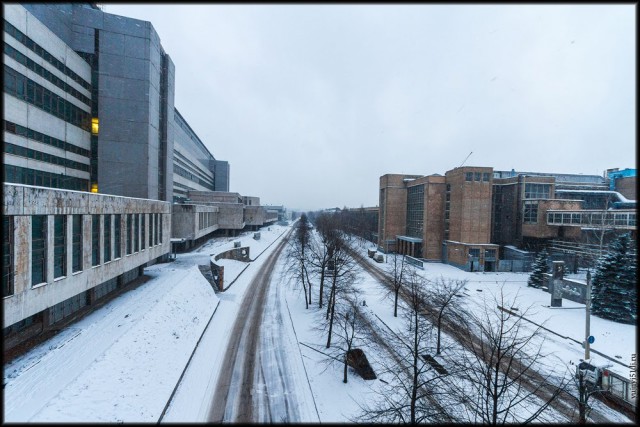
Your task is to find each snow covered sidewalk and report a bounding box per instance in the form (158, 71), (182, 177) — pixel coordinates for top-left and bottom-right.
(2, 224), (291, 423)
(3, 265), (219, 422)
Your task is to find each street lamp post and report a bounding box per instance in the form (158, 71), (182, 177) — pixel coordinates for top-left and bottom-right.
(585, 270), (592, 360)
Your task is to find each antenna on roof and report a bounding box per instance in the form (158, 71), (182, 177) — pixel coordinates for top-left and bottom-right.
(459, 151), (473, 168)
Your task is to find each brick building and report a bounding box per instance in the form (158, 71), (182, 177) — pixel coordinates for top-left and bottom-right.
(378, 166), (636, 272)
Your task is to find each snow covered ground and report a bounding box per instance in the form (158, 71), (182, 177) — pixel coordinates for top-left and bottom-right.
(3, 228), (635, 423)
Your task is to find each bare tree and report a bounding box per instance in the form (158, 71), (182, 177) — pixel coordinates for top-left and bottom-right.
(357, 270), (453, 423)
(425, 276), (467, 355)
(325, 236), (359, 348)
(285, 214), (313, 309)
(447, 288), (570, 424)
(308, 213), (340, 309)
(384, 252), (408, 318)
(319, 295), (367, 384)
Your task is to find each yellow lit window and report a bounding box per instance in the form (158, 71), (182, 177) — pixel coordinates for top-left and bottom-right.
(91, 118), (99, 135)
(91, 183), (98, 193)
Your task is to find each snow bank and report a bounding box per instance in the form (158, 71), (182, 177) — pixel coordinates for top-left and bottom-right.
(4, 265), (219, 422)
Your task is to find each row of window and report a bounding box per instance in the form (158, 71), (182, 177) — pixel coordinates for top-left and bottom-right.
(174, 112), (215, 164)
(174, 150), (215, 188)
(4, 42), (91, 106)
(465, 172), (491, 182)
(5, 142), (90, 173)
(198, 211), (217, 231)
(2, 213), (164, 296)
(4, 19), (92, 91)
(4, 164), (89, 191)
(4, 120), (90, 158)
(547, 211), (636, 227)
(524, 183), (551, 199)
(4, 65), (92, 133)
(174, 164), (214, 189)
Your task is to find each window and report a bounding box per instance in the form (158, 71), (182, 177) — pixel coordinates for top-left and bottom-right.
(92, 215), (100, 266)
(482, 172), (490, 182)
(485, 249), (496, 259)
(465, 172), (473, 181)
(53, 215), (66, 278)
(474, 172), (481, 181)
(524, 183), (550, 199)
(114, 214), (121, 258)
(104, 214), (111, 262)
(523, 201), (538, 224)
(3, 216), (13, 297)
(134, 214), (139, 252)
(141, 214), (146, 250)
(126, 214), (132, 255)
(469, 248), (480, 258)
(150, 213), (156, 246)
(72, 215), (83, 272)
(614, 214), (627, 226)
(32, 215), (47, 285)
(155, 213), (160, 245)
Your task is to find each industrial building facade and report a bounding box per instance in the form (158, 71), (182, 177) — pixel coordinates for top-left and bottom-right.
(2, 3), (275, 351)
(378, 166), (636, 272)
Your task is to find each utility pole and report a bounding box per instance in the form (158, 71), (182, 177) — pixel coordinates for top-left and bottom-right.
(585, 270), (591, 359)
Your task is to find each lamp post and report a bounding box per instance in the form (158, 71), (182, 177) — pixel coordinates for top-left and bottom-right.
(585, 270), (592, 360)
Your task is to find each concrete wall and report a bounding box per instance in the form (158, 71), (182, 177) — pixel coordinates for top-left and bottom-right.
(3, 183), (171, 328)
(243, 205), (266, 226)
(171, 203), (219, 241)
(217, 203), (245, 230)
(188, 191), (242, 204)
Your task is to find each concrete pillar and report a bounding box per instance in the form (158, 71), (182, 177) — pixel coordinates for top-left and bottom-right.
(14, 216), (30, 293)
(550, 261), (564, 307)
(83, 214), (91, 269)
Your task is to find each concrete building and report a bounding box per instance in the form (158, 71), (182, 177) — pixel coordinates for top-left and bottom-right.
(173, 108), (229, 201)
(18, 2), (176, 200)
(10, 3), (231, 203)
(3, 183), (170, 350)
(1, 3), (232, 350)
(378, 166), (636, 272)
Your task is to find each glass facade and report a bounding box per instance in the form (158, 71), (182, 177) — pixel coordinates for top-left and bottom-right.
(72, 215), (82, 273)
(31, 215), (46, 285)
(406, 185), (424, 238)
(134, 214), (139, 253)
(104, 214), (111, 262)
(92, 215), (100, 266)
(53, 215), (66, 278)
(114, 214), (121, 258)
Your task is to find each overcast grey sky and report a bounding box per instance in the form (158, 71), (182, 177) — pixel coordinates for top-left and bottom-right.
(104, 3), (635, 211)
